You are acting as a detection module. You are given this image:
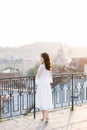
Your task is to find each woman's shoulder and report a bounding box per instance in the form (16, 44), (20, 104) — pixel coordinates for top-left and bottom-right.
(39, 64), (45, 70)
(40, 64), (45, 67)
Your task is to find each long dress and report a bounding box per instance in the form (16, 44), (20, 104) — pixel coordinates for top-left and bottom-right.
(35, 64), (53, 110)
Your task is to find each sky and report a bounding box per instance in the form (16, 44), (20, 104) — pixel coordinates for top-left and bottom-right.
(0, 0), (87, 47)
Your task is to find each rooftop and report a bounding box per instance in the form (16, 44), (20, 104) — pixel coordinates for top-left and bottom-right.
(0, 104), (87, 130)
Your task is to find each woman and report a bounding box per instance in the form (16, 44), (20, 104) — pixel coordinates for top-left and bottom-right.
(36, 52), (53, 123)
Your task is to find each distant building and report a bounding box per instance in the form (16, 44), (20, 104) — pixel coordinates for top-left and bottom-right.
(0, 56), (37, 75)
(54, 45), (71, 65)
(0, 57), (23, 74)
(66, 58), (87, 72)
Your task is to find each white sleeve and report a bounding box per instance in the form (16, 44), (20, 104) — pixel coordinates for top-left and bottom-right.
(36, 64), (44, 77)
(35, 64), (44, 85)
(49, 71), (53, 83)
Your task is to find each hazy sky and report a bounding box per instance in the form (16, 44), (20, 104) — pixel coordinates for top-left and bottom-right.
(0, 0), (87, 47)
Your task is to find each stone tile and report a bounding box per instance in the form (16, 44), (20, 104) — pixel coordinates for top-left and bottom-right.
(0, 105), (87, 130)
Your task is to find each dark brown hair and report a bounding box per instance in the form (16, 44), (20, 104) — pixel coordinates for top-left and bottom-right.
(41, 52), (52, 71)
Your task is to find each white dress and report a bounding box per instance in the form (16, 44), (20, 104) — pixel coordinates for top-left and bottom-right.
(35, 64), (53, 110)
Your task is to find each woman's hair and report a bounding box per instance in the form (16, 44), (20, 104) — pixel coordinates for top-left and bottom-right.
(41, 52), (52, 71)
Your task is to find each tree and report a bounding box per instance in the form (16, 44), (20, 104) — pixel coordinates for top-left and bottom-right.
(27, 63), (39, 76)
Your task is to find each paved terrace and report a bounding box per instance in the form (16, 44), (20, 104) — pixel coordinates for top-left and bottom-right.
(0, 104), (87, 130)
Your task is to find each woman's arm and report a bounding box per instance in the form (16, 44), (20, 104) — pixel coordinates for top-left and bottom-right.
(36, 64), (44, 77)
(49, 71), (53, 83)
(35, 64), (44, 85)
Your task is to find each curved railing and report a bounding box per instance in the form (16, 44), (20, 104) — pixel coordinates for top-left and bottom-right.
(0, 72), (87, 120)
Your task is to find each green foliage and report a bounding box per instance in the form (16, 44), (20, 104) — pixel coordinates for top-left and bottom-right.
(3, 67), (19, 72)
(4, 66), (15, 70)
(27, 63), (39, 76)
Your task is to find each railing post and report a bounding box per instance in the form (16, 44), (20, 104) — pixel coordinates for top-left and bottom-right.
(33, 76), (36, 119)
(71, 74), (74, 111)
(54, 87), (56, 108)
(0, 95), (2, 122)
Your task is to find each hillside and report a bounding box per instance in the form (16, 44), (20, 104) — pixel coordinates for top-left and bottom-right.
(0, 42), (87, 58)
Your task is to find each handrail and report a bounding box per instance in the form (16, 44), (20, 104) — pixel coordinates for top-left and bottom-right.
(0, 72), (87, 120)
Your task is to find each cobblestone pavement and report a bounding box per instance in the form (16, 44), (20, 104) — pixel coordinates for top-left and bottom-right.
(0, 104), (87, 130)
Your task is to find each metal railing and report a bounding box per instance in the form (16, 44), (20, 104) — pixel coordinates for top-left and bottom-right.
(0, 72), (87, 120)
(0, 76), (36, 120)
(52, 72), (87, 110)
